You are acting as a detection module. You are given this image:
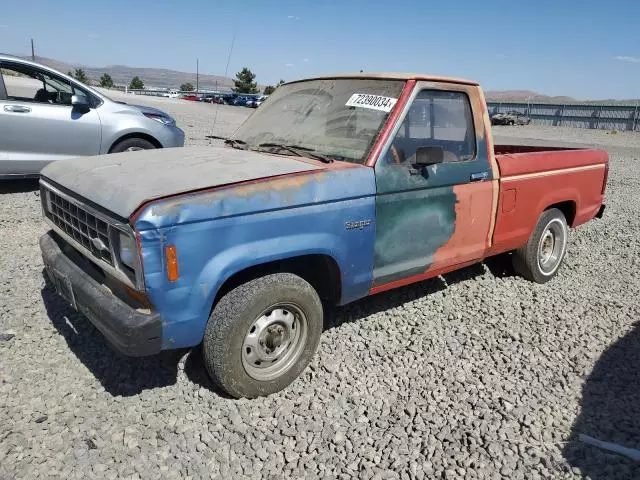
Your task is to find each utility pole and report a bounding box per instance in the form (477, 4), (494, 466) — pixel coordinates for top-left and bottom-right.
(196, 58), (199, 94)
(31, 38), (35, 60)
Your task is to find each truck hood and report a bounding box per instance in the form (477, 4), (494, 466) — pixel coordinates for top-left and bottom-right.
(40, 146), (321, 219)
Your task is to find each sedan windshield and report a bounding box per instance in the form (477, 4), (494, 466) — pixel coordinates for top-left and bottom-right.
(230, 78), (405, 163)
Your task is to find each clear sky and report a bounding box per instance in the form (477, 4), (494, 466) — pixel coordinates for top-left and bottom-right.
(1, 0), (638, 99)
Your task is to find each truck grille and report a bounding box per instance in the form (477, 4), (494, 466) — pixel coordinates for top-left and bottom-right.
(43, 188), (114, 265)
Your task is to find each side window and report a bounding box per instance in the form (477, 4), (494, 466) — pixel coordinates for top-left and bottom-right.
(0, 63), (87, 106)
(388, 90), (476, 164)
(1, 65), (42, 101)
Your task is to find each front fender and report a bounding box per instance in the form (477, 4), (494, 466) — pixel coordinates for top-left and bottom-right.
(137, 196), (375, 349)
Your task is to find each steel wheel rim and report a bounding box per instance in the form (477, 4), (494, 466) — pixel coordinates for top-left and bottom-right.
(242, 303), (307, 381)
(125, 146), (144, 152)
(537, 218), (566, 275)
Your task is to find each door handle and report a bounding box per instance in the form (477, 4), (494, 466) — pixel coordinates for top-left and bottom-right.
(470, 171), (489, 182)
(4, 105), (31, 113)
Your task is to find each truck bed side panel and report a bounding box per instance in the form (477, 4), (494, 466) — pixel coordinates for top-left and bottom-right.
(490, 149), (607, 255)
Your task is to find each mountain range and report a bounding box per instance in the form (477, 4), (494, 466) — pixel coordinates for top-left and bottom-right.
(17, 55), (236, 90)
(12, 55), (640, 103)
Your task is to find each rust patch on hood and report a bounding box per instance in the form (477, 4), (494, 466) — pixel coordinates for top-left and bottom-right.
(146, 169), (326, 218)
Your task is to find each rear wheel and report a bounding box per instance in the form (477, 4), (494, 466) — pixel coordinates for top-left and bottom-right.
(512, 208), (568, 283)
(203, 273), (323, 398)
(110, 137), (156, 153)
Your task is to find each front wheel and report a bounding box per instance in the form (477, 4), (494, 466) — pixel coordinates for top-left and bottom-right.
(512, 208), (568, 283)
(110, 137), (156, 153)
(203, 273), (323, 398)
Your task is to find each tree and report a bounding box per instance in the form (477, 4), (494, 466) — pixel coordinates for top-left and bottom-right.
(129, 76), (144, 90)
(263, 85), (275, 95)
(180, 83), (194, 92)
(68, 68), (88, 84)
(233, 67), (259, 94)
(99, 73), (114, 88)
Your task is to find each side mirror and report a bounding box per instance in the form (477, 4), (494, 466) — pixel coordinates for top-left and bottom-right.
(414, 146), (444, 166)
(71, 95), (90, 110)
(71, 94), (88, 106)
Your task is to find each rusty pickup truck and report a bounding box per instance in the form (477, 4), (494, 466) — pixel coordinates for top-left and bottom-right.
(38, 73), (608, 398)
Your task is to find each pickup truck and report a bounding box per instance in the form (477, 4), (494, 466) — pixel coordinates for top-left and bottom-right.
(38, 73), (608, 398)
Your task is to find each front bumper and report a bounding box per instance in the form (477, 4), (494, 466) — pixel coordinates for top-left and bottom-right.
(40, 231), (162, 357)
(158, 125), (186, 148)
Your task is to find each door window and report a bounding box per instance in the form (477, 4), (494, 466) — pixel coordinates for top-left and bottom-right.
(385, 90), (476, 165)
(0, 63), (89, 106)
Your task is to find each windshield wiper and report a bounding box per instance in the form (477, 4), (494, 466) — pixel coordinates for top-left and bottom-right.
(225, 139), (247, 149)
(205, 135), (248, 149)
(256, 143), (333, 163)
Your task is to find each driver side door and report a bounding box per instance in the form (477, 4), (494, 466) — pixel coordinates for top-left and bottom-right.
(372, 82), (496, 289)
(0, 61), (102, 176)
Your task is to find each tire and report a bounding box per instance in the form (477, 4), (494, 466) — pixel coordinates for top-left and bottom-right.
(203, 273), (323, 398)
(512, 208), (568, 283)
(110, 137), (157, 153)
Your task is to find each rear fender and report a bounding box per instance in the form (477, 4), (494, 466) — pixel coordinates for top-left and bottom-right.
(535, 188), (579, 227)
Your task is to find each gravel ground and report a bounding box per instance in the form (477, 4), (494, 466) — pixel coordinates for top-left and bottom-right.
(1, 96), (640, 479)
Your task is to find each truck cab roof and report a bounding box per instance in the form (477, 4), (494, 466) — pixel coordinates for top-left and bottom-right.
(286, 72), (480, 86)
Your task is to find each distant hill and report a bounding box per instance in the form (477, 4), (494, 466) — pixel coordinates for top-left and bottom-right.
(10, 55), (640, 103)
(485, 90), (576, 103)
(485, 89), (640, 105)
(15, 55), (237, 90)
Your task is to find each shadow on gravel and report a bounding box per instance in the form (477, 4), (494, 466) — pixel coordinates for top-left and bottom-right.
(40, 278), (234, 398)
(563, 320), (640, 478)
(182, 347), (234, 399)
(40, 282), (183, 396)
(483, 253), (518, 278)
(0, 179), (39, 194)
(38, 258), (494, 398)
(326, 262), (486, 330)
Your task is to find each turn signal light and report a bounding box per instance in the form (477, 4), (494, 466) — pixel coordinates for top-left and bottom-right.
(166, 245), (179, 282)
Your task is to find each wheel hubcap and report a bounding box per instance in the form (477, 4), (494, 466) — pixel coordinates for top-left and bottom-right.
(539, 231), (555, 264)
(125, 146), (144, 152)
(242, 304), (307, 381)
(537, 219), (566, 275)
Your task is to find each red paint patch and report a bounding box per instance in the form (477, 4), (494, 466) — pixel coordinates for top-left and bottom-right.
(425, 182), (494, 273)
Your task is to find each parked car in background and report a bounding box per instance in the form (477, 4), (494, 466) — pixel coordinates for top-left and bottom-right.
(490, 110), (531, 126)
(233, 95), (253, 107)
(164, 89), (180, 98)
(246, 95), (267, 108)
(0, 54), (185, 179)
(221, 94), (236, 105)
(38, 73), (608, 398)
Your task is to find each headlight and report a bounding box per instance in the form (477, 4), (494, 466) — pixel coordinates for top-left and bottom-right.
(118, 231), (138, 270)
(143, 112), (176, 126)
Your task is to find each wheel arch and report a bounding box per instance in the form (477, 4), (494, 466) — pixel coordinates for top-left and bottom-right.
(108, 132), (162, 153)
(543, 200), (577, 227)
(212, 254), (342, 314)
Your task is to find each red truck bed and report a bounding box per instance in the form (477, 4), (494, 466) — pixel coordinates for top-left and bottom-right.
(489, 141), (608, 256)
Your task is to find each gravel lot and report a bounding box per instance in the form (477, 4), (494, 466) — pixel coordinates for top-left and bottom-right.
(1, 94), (640, 479)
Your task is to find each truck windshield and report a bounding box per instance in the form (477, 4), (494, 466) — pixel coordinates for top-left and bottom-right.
(230, 78), (405, 163)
